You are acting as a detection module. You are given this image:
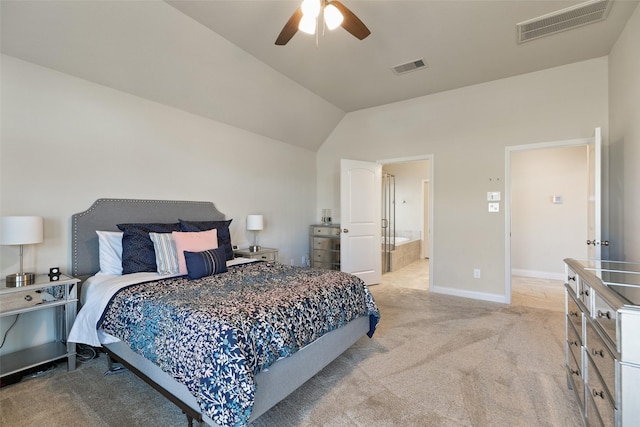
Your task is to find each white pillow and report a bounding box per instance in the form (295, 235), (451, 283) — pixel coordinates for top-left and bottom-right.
(96, 231), (123, 276)
(149, 232), (179, 275)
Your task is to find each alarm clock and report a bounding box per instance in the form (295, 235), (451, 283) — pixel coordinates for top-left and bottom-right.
(49, 267), (60, 281)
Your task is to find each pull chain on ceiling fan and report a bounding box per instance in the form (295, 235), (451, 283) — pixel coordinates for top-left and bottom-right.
(275, 0), (370, 46)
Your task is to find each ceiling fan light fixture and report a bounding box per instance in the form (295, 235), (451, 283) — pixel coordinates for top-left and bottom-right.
(275, 0), (370, 45)
(301, 0), (321, 18)
(324, 4), (344, 30)
(299, 15), (317, 34)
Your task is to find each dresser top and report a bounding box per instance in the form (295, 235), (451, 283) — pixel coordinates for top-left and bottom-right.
(572, 259), (640, 306)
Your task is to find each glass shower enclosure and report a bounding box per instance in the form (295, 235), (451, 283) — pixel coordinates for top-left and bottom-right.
(382, 173), (396, 273)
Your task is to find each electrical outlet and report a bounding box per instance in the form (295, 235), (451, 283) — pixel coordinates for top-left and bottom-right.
(473, 269), (481, 278)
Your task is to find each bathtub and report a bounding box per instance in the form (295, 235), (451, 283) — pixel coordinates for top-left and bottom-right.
(381, 236), (411, 245)
(381, 234), (421, 272)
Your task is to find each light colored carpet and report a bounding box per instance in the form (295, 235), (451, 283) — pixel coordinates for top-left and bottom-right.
(0, 280), (581, 427)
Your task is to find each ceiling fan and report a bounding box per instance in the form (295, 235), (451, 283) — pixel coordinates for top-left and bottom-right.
(275, 0), (371, 46)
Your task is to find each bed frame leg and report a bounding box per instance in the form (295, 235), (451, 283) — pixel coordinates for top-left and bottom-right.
(103, 354), (128, 376)
(185, 413), (194, 427)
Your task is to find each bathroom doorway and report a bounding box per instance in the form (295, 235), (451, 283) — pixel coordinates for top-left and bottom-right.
(379, 156), (432, 291)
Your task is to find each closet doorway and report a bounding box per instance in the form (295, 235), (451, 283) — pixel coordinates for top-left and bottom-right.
(506, 137), (595, 310)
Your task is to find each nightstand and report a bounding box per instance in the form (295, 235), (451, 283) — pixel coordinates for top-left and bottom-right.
(234, 247), (279, 262)
(0, 274), (79, 378)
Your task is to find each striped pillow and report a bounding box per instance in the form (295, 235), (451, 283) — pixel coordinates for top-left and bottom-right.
(184, 247), (228, 280)
(149, 232), (179, 274)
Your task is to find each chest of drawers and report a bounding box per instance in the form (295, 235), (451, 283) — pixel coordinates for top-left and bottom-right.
(310, 224), (341, 270)
(564, 259), (640, 426)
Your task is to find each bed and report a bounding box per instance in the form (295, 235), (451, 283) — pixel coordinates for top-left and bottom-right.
(68, 198), (379, 427)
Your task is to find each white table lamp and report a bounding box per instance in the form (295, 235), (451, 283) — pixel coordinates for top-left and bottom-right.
(246, 215), (264, 252)
(1, 216), (44, 286)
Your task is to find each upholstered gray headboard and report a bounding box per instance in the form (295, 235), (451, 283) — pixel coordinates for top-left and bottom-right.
(71, 198), (226, 280)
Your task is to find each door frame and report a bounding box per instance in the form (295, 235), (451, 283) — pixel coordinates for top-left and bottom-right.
(505, 136), (594, 303)
(378, 154), (434, 290)
(421, 179), (430, 259)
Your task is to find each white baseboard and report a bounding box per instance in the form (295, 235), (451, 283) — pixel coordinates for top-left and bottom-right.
(512, 269), (564, 281)
(430, 285), (508, 304)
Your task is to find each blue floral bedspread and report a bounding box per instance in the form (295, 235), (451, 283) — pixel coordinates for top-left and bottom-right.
(99, 261), (379, 427)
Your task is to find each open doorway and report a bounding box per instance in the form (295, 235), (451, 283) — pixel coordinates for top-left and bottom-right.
(379, 156), (432, 291)
(507, 141), (591, 311)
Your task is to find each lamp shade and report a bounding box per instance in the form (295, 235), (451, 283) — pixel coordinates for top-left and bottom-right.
(298, 14), (316, 34)
(246, 215), (264, 231)
(1, 216), (44, 245)
(324, 4), (344, 30)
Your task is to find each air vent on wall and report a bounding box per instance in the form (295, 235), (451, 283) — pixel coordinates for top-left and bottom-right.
(517, 0), (613, 43)
(391, 59), (427, 75)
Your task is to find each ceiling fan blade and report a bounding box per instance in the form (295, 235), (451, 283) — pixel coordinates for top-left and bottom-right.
(275, 7), (303, 45)
(330, 1), (371, 40)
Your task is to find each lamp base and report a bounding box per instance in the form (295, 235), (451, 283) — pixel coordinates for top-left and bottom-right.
(5, 273), (35, 287)
(249, 245), (261, 253)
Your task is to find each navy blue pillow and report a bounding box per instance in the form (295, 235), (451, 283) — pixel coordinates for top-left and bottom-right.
(178, 219), (233, 261)
(117, 222), (181, 274)
(184, 247), (228, 280)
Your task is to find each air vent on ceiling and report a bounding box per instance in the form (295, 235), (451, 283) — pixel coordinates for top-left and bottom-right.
(517, 0), (613, 43)
(391, 59), (427, 75)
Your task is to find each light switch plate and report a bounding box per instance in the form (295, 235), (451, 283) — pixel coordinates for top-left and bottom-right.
(488, 202), (500, 212)
(487, 192), (501, 201)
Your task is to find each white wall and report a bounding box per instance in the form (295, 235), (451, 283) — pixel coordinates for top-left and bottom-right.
(609, 5), (640, 262)
(511, 146), (588, 279)
(318, 58), (608, 302)
(0, 55), (317, 353)
(382, 160), (430, 237)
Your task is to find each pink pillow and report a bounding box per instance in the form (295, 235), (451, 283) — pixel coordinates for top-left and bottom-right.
(172, 229), (218, 275)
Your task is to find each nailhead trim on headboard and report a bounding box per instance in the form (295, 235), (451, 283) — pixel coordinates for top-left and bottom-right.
(71, 198), (225, 279)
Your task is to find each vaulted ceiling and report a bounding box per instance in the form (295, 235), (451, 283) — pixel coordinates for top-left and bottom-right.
(2, 1), (637, 151)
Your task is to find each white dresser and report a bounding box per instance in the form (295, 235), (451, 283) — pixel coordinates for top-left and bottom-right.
(564, 259), (640, 426)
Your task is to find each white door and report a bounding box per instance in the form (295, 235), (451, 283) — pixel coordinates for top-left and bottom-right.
(340, 159), (382, 285)
(587, 127), (604, 262)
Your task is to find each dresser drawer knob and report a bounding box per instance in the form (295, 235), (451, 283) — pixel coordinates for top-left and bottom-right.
(568, 275), (576, 282)
(580, 289), (590, 296)
(569, 311), (580, 318)
(597, 310), (612, 320)
(592, 389), (605, 399)
(571, 369), (580, 376)
(569, 340), (579, 347)
(592, 348), (605, 358)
